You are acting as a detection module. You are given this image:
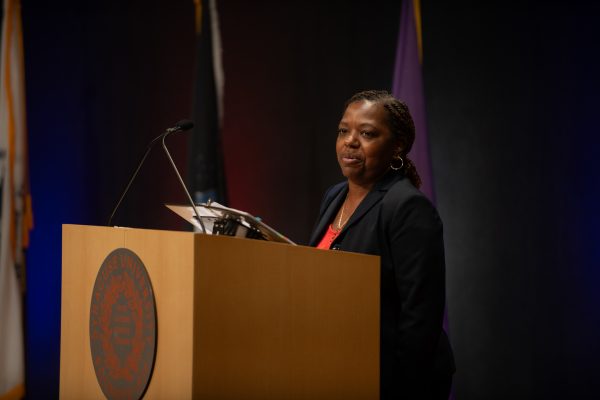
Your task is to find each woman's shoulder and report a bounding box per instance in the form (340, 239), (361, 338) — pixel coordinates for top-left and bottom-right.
(383, 177), (442, 226)
(315, 181), (347, 216)
(385, 176), (431, 205)
(323, 181), (347, 200)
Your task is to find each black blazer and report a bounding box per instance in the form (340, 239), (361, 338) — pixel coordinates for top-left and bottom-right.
(309, 171), (455, 399)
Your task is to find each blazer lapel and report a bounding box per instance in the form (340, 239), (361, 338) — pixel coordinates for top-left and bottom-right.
(309, 185), (347, 246)
(338, 172), (403, 237)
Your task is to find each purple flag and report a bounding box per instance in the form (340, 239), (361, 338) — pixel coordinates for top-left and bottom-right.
(392, 3), (454, 398)
(392, 0), (435, 201)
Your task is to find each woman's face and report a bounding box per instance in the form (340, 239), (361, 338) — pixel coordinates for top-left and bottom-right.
(336, 100), (400, 187)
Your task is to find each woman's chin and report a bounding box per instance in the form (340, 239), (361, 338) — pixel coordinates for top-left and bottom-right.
(340, 166), (361, 179)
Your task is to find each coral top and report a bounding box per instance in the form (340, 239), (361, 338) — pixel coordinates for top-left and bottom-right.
(316, 224), (341, 250)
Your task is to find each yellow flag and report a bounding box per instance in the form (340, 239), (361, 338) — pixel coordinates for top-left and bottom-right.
(0, 0), (33, 398)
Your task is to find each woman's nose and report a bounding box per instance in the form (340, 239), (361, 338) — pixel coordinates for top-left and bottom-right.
(344, 131), (359, 147)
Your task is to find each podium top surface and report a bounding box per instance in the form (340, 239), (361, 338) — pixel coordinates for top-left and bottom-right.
(62, 224), (379, 261)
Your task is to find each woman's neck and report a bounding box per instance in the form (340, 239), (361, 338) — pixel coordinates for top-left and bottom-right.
(346, 180), (372, 203)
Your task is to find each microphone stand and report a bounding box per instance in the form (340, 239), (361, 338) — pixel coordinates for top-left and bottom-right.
(107, 132), (164, 227)
(161, 131), (207, 234)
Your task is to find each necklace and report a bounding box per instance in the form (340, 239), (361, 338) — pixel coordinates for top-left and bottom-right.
(336, 195), (351, 230)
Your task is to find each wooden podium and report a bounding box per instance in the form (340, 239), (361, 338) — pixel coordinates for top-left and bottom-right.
(60, 224), (380, 399)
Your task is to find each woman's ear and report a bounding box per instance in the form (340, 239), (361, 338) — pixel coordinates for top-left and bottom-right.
(394, 141), (404, 156)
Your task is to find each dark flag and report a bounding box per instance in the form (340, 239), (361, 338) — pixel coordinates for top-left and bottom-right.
(188, 0), (227, 205)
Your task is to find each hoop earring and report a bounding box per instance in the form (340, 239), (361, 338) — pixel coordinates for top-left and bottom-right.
(390, 154), (404, 171)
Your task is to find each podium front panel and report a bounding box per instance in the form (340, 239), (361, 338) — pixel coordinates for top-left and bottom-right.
(61, 225), (196, 399)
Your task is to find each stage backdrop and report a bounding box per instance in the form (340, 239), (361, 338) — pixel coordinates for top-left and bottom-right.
(21, 0), (600, 399)
(423, 1), (600, 399)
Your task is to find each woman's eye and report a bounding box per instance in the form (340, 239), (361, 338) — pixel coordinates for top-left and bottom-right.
(337, 128), (348, 136)
(361, 131), (375, 138)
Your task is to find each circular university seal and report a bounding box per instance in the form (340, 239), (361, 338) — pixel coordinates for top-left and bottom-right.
(90, 248), (157, 400)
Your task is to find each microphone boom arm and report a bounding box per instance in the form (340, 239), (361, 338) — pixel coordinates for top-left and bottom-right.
(107, 119), (196, 228)
(107, 133), (163, 226)
(161, 131), (207, 234)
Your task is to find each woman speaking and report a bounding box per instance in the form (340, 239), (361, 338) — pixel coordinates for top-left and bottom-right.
(309, 90), (455, 399)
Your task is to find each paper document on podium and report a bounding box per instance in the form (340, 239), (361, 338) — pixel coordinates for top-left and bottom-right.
(166, 202), (295, 245)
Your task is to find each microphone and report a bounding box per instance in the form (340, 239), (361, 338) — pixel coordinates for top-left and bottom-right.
(107, 119), (196, 227)
(166, 119), (194, 133)
(161, 122), (207, 234)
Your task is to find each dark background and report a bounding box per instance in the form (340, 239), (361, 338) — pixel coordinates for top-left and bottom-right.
(21, 0), (600, 399)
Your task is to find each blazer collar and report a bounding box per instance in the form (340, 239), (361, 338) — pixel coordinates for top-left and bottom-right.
(309, 170), (404, 246)
(340, 170), (402, 233)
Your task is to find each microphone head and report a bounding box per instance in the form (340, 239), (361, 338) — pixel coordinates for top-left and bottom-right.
(175, 119), (194, 131)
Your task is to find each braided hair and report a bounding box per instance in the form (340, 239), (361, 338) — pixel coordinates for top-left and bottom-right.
(344, 90), (422, 189)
